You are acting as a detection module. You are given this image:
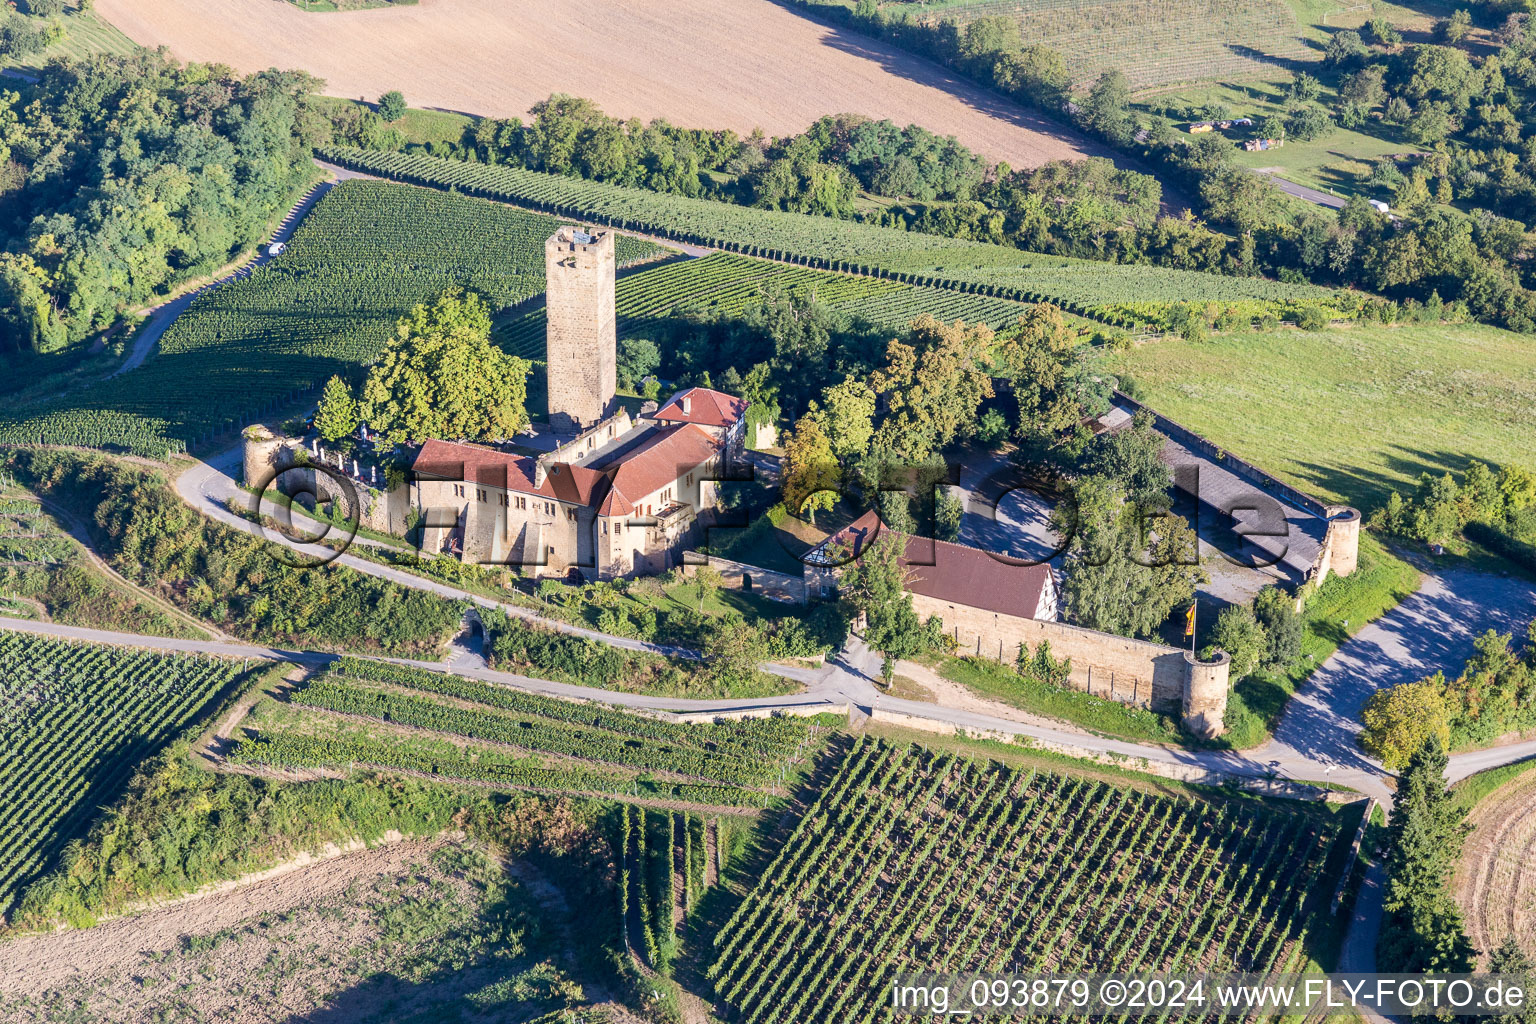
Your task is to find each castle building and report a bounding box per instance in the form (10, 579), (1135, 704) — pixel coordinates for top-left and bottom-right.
(545, 226), (618, 434)
(411, 226), (749, 579)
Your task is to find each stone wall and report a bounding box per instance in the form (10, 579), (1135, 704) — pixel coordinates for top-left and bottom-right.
(910, 592), (1199, 712)
(681, 554), (808, 604)
(1114, 389), (1361, 586)
(545, 227), (617, 433)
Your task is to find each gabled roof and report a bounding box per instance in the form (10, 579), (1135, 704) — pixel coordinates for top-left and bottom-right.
(411, 425), (724, 516)
(810, 510), (1054, 622)
(606, 424), (721, 509)
(412, 439), (610, 504)
(652, 387), (748, 429)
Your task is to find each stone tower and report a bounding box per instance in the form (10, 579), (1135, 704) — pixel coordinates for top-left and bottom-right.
(545, 226), (617, 434)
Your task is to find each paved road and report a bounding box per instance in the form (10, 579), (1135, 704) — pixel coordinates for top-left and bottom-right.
(1261, 172), (1347, 210)
(177, 445), (718, 664)
(1251, 568), (1536, 797)
(113, 181), (336, 377)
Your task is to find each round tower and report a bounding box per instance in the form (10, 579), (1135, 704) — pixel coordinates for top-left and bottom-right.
(1182, 649), (1231, 739)
(1324, 506), (1361, 579)
(242, 424), (292, 488)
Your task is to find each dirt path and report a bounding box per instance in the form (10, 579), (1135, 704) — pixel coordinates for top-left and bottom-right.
(1453, 767), (1536, 963)
(35, 496), (224, 641)
(97, 0), (1109, 171)
(893, 659), (1093, 736)
(0, 833), (431, 997)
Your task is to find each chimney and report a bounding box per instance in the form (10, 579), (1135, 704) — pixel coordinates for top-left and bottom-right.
(681, 393), (692, 415)
(534, 458), (548, 488)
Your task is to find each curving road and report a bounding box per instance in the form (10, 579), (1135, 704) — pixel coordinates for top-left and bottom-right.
(33, 153), (1536, 981)
(112, 180), (335, 377)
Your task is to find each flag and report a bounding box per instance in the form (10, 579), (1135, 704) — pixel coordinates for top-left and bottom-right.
(1184, 603), (1196, 637)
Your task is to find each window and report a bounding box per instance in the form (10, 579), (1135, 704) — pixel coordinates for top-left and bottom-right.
(453, 484), (465, 498)
(546, 501), (555, 515)
(477, 488), (486, 502)
(499, 494), (509, 507)
(686, 473), (693, 486)
(615, 523), (622, 535)
(516, 496), (527, 510)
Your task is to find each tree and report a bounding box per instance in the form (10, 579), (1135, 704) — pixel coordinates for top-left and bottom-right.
(1377, 733), (1475, 973)
(358, 289), (531, 449)
(1204, 605), (1267, 678)
(1440, 9), (1472, 43)
(1254, 586), (1303, 668)
(1361, 676), (1453, 770)
(780, 414), (839, 523)
(1056, 476), (1205, 639)
(23, 0), (65, 16)
(616, 336), (661, 391)
(870, 315), (994, 460)
(935, 487), (963, 543)
(994, 303), (1103, 442)
(377, 90), (407, 123)
(1283, 103), (1334, 142)
(837, 532), (931, 661)
(1365, 17), (1402, 47)
(814, 376), (876, 460)
(1081, 71), (1132, 142)
(1324, 28), (1368, 67)
(1080, 411), (1171, 509)
(701, 617), (767, 687)
(692, 565), (723, 613)
(315, 375), (358, 443)
(1200, 166), (1280, 235)
(1288, 71), (1323, 103)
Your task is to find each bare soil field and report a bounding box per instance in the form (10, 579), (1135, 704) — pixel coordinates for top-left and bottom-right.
(95, 0), (1106, 169)
(0, 837), (595, 1023)
(1454, 767), (1536, 963)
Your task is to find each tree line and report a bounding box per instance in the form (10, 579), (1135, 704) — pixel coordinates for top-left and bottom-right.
(0, 52), (326, 354)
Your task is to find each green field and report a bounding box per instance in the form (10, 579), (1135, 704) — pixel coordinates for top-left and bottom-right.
(709, 737), (1352, 1022)
(0, 182), (662, 457)
(887, 0), (1310, 91)
(0, 633), (249, 915)
(1103, 322), (1536, 513)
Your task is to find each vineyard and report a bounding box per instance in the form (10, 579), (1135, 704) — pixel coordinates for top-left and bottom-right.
(708, 737), (1350, 1023)
(0, 183), (662, 458)
(895, 0), (1310, 90)
(227, 658), (823, 807)
(617, 804), (724, 972)
(496, 251), (1035, 358)
(0, 632), (249, 916)
(315, 148), (1347, 327)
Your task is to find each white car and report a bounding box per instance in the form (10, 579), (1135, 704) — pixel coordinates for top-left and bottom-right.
(267, 242), (286, 256)
(1368, 200), (1390, 214)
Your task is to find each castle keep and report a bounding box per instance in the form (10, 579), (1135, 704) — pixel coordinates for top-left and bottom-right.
(404, 226), (748, 580)
(545, 226), (618, 434)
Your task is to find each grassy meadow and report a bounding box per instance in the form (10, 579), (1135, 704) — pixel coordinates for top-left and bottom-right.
(1102, 321), (1536, 515)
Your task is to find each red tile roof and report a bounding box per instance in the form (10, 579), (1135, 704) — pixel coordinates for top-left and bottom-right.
(607, 424), (721, 509)
(652, 387), (748, 429)
(813, 510), (1054, 622)
(412, 424), (723, 516)
(412, 439), (609, 505)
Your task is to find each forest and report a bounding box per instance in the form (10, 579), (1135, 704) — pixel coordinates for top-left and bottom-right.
(0, 52), (325, 353)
